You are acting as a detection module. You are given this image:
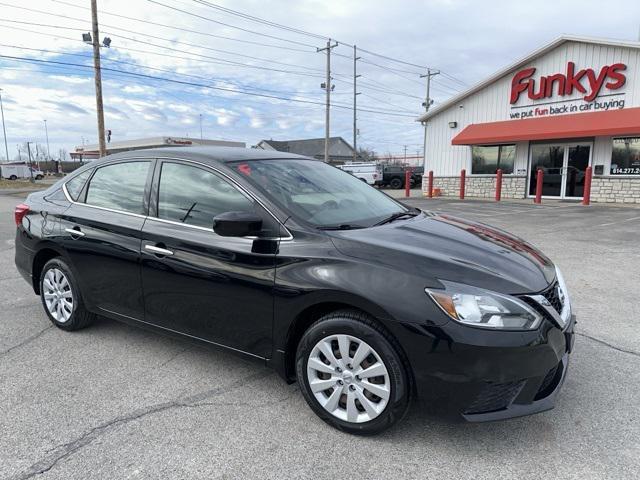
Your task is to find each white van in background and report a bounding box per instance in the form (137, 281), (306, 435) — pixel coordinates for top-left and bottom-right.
(338, 162), (382, 185)
(1, 164), (45, 180)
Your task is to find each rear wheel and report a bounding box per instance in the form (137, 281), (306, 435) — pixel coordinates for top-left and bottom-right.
(40, 258), (95, 331)
(296, 310), (410, 435)
(35, 174), (44, 180)
(389, 177), (403, 189)
(9, 175), (17, 180)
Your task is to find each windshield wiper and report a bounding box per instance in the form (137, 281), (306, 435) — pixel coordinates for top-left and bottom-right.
(373, 209), (421, 226)
(317, 224), (365, 231)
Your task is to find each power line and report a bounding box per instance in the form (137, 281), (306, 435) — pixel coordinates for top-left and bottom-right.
(189, 0), (329, 42)
(4, 0), (462, 98)
(0, 43), (331, 98)
(146, 0), (318, 48)
(0, 17), (326, 76)
(0, 54), (419, 117)
(164, 0), (469, 89)
(51, 0), (313, 53)
(58, 0), (470, 94)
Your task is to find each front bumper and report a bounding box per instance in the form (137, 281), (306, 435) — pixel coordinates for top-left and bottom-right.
(462, 350), (570, 422)
(389, 312), (576, 422)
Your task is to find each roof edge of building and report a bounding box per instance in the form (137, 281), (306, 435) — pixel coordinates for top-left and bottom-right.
(417, 34), (640, 123)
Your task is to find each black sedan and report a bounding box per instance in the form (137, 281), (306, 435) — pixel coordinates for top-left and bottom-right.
(14, 147), (575, 434)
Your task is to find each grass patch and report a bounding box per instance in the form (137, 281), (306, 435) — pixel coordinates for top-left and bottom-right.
(0, 179), (44, 189)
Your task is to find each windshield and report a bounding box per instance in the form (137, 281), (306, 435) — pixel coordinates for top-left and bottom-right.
(230, 159), (407, 228)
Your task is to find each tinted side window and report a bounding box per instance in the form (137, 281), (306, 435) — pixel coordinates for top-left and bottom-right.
(86, 161), (150, 214)
(65, 169), (92, 201)
(158, 162), (255, 229)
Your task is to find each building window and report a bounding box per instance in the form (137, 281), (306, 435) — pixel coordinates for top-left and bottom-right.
(471, 145), (515, 174)
(611, 138), (640, 175)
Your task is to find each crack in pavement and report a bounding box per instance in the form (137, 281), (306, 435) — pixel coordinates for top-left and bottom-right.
(10, 370), (272, 480)
(157, 345), (192, 369)
(0, 324), (53, 356)
(576, 332), (640, 358)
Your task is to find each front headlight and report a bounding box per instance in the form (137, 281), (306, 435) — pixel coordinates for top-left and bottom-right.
(426, 281), (542, 330)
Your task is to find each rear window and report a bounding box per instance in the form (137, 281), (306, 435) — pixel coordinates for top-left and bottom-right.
(85, 161), (150, 214)
(64, 169), (92, 201)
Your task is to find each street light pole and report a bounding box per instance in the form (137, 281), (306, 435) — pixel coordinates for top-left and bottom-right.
(44, 119), (51, 160)
(199, 113), (203, 140)
(0, 88), (9, 178)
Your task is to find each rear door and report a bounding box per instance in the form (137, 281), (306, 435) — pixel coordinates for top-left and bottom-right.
(140, 159), (278, 358)
(60, 159), (153, 320)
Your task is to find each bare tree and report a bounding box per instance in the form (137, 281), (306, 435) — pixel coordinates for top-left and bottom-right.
(356, 147), (377, 162)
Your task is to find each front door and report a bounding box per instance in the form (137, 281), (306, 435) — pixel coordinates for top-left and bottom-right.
(140, 160), (279, 358)
(528, 143), (591, 199)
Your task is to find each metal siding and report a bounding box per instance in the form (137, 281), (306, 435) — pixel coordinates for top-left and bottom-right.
(425, 41), (640, 175)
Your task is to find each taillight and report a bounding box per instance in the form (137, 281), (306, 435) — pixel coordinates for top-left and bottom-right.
(14, 203), (30, 226)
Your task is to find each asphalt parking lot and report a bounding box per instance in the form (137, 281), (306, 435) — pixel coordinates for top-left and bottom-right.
(1, 189), (639, 480)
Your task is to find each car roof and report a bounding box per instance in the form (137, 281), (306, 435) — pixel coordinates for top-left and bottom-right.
(94, 146), (314, 166)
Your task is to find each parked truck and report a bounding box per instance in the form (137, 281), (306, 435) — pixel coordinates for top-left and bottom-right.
(1, 164), (45, 180)
(379, 165), (424, 189)
(337, 162), (383, 185)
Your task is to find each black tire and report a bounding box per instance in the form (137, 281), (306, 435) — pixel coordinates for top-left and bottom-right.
(9, 175), (17, 180)
(389, 177), (403, 189)
(296, 310), (411, 435)
(35, 174), (44, 180)
(39, 258), (95, 331)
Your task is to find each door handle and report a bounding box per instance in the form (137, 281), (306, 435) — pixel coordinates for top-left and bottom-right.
(65, 227), (85, 238)
(144, 244), (174, 256)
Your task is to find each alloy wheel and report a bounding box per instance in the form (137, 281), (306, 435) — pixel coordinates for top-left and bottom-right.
(43, 268), (74, 323)
(306, 334), (390, 423)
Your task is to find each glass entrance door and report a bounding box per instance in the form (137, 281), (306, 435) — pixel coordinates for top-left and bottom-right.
(528, 143), (592, 199)
(564, 145), (590, 198)
(529, 145), (564, 197)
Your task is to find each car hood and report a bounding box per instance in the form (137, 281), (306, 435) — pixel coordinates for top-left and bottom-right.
(327, 212), (555, 294)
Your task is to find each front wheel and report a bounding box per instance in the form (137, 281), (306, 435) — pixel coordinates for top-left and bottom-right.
(296, 310), (410, 435)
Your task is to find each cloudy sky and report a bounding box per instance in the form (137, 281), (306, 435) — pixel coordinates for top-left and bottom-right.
(0, 0), (639, 160)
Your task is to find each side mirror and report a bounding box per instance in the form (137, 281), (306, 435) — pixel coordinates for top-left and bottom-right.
(213, 211), (263, 237)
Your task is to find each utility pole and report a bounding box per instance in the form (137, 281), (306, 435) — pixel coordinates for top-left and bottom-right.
(43, 119), (51, 161)
(353, 45), (361, 162)
(403, 145), (408, 165)
(26, 142), (34, 183)
(317, 39), (338, 163)
(420, 69), (440, 170)
(199, 114), (203, 140)
(0, 88), (8, 178)
(90, 0), (107, 157)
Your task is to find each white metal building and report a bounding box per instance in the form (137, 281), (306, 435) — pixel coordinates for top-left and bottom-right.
(420, 36), (640, 203)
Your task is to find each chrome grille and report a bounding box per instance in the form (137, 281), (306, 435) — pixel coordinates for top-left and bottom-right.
(542, 281), (563, 314)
